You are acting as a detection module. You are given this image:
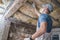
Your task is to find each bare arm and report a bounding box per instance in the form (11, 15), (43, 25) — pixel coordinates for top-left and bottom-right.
(31, 22), (47, 40)
(33, 8), (40, 17)
(32, 3), (40, 17)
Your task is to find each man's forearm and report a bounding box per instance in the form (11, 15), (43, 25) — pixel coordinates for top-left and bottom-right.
(31, 28), (45, 40)
(31, 22), (47, 40)
(34, 8), (40, 17)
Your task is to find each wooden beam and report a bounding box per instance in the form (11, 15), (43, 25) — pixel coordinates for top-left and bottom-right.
(8, 17), (36, 30)
(2, 0), (8, 4)
(4, 0), (27, 19)
(0, 18), (10, 40)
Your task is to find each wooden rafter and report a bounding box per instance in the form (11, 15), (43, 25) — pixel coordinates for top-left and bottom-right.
(4, 0), (27, 19)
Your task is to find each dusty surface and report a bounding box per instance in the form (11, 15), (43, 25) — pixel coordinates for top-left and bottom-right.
(7, 22), (36, 40)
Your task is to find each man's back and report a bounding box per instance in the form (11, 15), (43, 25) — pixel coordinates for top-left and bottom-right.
(37, 14), (53, 33)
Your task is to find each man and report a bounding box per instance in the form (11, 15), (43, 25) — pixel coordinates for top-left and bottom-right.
(24, 3), (53, 40)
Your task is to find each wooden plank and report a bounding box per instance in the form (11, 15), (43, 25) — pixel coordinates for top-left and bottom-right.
(0, 17), (10, 40)
(4, 0), (27, 19)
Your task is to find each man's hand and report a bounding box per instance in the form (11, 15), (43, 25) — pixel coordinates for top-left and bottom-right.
(24, 37), (33, 40)
(24, 38), (30, 40)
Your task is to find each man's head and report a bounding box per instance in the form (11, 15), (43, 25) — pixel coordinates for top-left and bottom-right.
(39, 3), (53, 14)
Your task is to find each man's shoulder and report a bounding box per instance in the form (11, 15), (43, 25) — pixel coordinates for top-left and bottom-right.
(40, 14), (49, 18)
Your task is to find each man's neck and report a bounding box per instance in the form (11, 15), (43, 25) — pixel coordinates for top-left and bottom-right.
(41, 12), (48, 14)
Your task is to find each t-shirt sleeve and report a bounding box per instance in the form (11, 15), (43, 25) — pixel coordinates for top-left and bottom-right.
(39, 16), (47, 23)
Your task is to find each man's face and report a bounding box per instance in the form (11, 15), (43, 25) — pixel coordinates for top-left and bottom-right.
(39, 7), (49, 14)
